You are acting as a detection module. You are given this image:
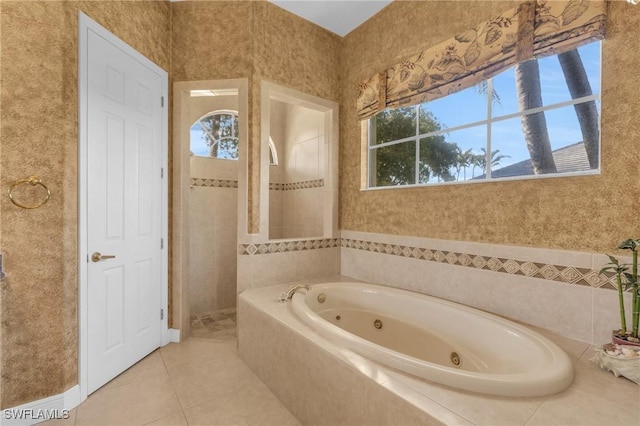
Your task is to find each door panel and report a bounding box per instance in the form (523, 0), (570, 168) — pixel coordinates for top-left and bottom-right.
(86, 28), (163, 394)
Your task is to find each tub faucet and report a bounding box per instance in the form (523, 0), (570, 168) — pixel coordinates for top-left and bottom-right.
(279, 284), (311, 302)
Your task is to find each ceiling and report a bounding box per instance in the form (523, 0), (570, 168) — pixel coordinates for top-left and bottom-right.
(267, 0), (393, 37)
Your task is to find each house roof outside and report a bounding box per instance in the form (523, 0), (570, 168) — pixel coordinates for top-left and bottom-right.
(476, 141), (592, 179)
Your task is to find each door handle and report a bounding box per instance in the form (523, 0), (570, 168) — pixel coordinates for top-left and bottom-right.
(91, 252), (116, 262)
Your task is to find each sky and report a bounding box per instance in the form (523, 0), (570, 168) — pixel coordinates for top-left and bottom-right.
(424, 41), (601, 174)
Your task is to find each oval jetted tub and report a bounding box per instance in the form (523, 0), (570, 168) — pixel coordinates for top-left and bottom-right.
(290, 282), (574, 397)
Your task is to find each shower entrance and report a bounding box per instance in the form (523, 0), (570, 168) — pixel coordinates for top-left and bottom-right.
(172, 79), (248, 336)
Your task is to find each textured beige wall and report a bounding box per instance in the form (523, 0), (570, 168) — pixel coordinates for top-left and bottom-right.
(173, 0), (340, 234)
(340, 0), (640, 253)
(252, 1), (340, 233)
(0, 0), (3, 407)
(0, 0), (171, 408)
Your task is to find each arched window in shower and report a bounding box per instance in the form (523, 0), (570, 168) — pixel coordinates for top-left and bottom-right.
(191, 110), (278, 164)
(268, 136), (279, 166)
(190, 110), (239, 159)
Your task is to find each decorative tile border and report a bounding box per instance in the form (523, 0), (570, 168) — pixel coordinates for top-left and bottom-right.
(269, 179), (324, 191)
(340, 238), (616, 291)
(191, 177), (238, 188)
(239, 236), (617, 291)
(239, 238), (340, 255)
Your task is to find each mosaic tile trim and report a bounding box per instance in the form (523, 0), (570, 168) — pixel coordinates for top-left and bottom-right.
(340, 238), (617, 291)
(269, 179), (324, 191)
(239, 238), (340, 255)
(191, 177), (238, 188)
(239, 236), (618, 290)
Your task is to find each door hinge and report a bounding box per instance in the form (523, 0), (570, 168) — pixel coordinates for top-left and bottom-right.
(161, 167), (164, 178)
(161, 309), (164, 320)
(161, 96), (165, 108)
(161, 238), (164, 249)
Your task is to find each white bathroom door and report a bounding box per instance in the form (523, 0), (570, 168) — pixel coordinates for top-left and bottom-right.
(85, 23), (164, 394)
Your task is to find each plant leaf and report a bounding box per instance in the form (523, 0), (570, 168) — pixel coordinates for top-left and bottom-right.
(484, 26), (502, 45)
(400, 68), (411, 83)
(599, 266), (613, 275)
(562, 0), (588, 26)
(617, 239), (638, 251)
(606, 254), (620, 265)
(455, 29), (477, 43)
(463, 41), (481, 66)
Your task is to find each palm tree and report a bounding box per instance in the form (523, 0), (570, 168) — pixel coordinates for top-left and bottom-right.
(515, 48), (599, 173)
(454, 147), (474, 180)
(471, 153), (483, 178)
(514, 59), (557, 174)
(479, 148), (510, 174)
(557, 49), (599, 169)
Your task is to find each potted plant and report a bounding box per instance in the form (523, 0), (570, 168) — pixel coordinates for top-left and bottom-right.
(599, 239), (640, 346)
(593, 239), (640, 384)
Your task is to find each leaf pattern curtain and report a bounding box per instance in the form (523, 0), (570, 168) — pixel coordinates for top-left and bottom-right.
(356, 0), (606, 121)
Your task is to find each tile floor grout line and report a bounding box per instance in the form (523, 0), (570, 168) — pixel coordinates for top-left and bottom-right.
(55, 306), (299, 426)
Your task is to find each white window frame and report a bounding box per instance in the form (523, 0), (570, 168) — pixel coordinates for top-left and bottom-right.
(366, 46), (602, 190)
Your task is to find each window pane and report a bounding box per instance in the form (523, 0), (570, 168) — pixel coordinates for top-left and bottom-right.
(373, 107), (417, 145)
(540, 44), (600, 107)
(578, 42), (601, 93)
(199, 115), (218, 137)
(190, 122), (210, 157)
(418, 135), (458, 183)
(420, 84), (487, 131)
(492, 67), (519, 117)
(544, 104), (597, 172)
(217, 137), (239, 160)
(490, 117), (531, 178)
(491, 103), (598, 178)
(218, 114), (235, 138)
(419, 125), (488, 182)
(538, 54), (573, 106)
(191, 111), (240, 160)
(370, 141), (416, 187)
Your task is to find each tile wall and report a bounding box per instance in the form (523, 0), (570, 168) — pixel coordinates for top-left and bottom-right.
(237, 238), (340, 293)
(340, 230), (632, 345)
(236, 229), (630, 346)
(189, 157), (238, 315)
(268, 101), (325, 239)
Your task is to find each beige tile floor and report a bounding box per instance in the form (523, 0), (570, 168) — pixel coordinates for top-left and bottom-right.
(43, 309), (300, 426)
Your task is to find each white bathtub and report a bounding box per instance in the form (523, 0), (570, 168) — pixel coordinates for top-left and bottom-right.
(290, 282), (574, 397)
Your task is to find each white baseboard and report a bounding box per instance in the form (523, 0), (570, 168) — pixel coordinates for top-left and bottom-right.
(169, 328), (181, 343)
(3, 329), (180, 426)
(1, 385), (80, 426)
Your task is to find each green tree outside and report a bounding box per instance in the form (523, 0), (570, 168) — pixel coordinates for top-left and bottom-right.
(371, 107), (460, 186)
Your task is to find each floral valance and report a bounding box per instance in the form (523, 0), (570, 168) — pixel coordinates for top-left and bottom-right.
(356, 0), (606, 120)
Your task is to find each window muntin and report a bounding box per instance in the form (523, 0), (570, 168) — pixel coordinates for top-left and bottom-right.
(368, 42), (601, 188)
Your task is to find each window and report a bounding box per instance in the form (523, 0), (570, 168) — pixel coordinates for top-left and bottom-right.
(268, 137), (279, 166)
(191, 110), (239, 159)
(190, 110), (278, 165)
(368, 42), (601, 188)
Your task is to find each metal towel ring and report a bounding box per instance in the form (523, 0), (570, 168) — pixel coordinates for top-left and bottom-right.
(8, 176), (51, 209)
